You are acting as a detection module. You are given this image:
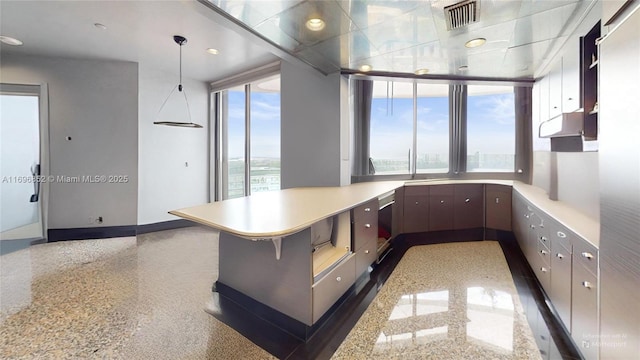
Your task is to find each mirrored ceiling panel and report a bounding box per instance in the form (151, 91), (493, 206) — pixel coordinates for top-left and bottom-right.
(205, 0), (597, 79)
(208, 0), (304, 27)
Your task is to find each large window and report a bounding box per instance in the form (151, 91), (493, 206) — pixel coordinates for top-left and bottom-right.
(416, 84), (450, 173)
(216, 75), (280, 199)
(370, 81), (413, 174)
(354, 79), (525, 178)
(467, 86), (515, 172)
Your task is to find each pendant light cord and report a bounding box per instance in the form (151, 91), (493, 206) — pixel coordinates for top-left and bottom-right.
(179, 41), (183, 92)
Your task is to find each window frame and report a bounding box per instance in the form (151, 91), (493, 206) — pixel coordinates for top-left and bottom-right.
(351, 77), (531, 183)
(211, 64), (281, 200)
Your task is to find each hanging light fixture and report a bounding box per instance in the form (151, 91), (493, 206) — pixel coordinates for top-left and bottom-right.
(154, 35), (203, 128)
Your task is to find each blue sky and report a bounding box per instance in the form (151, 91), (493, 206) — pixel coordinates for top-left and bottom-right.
(370, 89), (515, 160)
(225, 85), (515, 161)
(227, 90), (280, 159)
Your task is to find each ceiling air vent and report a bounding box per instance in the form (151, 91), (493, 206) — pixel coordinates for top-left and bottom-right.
(444, 0), (479, 30)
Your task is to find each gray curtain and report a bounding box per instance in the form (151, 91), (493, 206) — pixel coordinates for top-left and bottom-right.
(353, 79), (374, 175)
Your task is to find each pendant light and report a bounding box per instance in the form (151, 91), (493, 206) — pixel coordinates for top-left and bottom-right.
(154, 35), (203, 128)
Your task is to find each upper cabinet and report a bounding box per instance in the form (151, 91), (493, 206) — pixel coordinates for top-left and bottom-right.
(548, 59), (563, 119)
(562, 38), (581, 113)
(581, 21), (601, 141)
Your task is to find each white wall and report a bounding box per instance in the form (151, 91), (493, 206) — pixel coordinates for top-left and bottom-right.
(137, 65), (209, 225)
(556, 152), (599, 219)
(530, 3), (601, 220)
(281, 60), (348, 188)
(0, 54), (138, 229)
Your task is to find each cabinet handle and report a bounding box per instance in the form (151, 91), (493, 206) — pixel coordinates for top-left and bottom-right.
(364, 207), (371, 212)
(495, 197), (500, 204)
(440, 200), (445, 204)
(465, 198), (470, 203)
(581, 252), (594, 260)
(365, 250), (370, 254)
(336, 276), (342, 282)
(530, 225), (535, 229)
(557, 231), (567, 238)
(540, 249), (548, 255)
(525, 214), (530, 219)
(556, 253), (565, 259)
(582, 281), (593, 289)
(553, 106), (558, 109)
(540, 267), (548, 273)
(365, 223), (371, 228)
(415, 201), (419, 205)
(540, 236), (547, 242)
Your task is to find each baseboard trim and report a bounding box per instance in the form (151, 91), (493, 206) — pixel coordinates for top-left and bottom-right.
(47, 219), (198, 242)
(137, 219), (196, 235)
(48, 226), (137, 242)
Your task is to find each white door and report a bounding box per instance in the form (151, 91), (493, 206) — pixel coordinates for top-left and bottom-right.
(0, 84), (45, 242)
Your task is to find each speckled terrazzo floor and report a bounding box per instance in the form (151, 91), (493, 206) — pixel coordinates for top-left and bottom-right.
(0, 227), (275, 359)
(332, 241), (542, 360)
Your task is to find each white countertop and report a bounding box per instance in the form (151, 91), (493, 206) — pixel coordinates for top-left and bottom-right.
(169, 181), (404, 238)
(171, 179), (599, 248)
(513, 182), (600, 248)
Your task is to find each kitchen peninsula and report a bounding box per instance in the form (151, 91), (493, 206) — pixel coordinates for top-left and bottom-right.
(170, 181), (404, 338)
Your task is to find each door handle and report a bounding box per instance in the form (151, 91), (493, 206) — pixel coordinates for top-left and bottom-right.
(30, 164), (40, 203)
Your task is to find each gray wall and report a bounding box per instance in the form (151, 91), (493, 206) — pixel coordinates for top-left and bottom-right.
(137, 64), (209, 225)
(0, 54), (138, 229)
(280, 60), (349, 188)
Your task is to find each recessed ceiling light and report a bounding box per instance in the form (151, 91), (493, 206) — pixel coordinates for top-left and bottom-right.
(458, 65), (469, 71)
(465, 38), (486, 48)
(0, 35), (23, 46)
(94, 23), (107, 30)
(206, 48), (219, 55)
(359, 64), (372, 72)
(415, 68), (429, 75)
(306, 18), (325, 31)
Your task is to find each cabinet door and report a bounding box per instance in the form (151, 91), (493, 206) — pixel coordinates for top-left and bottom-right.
(562, 40), (581, 113)
(539, 75), (550, 122)
(428, 185), (454, 231)
(403, 186), (429, 233)
(571, 261), (598, 360)
(549, 59), (563, 118)
(453, 184), (484, 229)
(485, 184), (512, 231)
(550, 235), (572, 331)
(512, 193), (529, 250)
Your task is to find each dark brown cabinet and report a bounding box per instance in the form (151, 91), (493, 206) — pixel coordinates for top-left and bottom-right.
(428, 185), (454, 231)
(581, 21), (600, 140)
(402, 186), (429, 233)
(485, 184), (512, 231)
(453, 184), (484, 229)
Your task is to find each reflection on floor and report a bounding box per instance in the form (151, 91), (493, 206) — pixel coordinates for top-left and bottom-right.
(333, 242), (541, 359)
(1, 228), (574, 359)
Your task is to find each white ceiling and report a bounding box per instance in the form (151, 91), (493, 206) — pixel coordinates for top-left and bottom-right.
(0, 0), (598, 82)
(0, 0), (279, 82)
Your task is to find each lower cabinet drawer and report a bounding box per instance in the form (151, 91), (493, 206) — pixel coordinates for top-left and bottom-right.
(355, 238), (377, 278)
(532, 252), (551, 292)
(312, 254), (355, 323)
(571, 263), (598, 360)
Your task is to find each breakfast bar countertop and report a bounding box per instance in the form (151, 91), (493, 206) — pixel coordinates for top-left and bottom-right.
(169, 181), (404, 239)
